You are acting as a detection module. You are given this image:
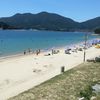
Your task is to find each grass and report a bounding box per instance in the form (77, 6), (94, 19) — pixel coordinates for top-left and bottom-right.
(9, 62), (100, 100)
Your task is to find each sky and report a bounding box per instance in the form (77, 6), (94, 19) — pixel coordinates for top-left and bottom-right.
(0, 0), (100, 22)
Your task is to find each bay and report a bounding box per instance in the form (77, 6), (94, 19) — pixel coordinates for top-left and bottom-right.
(0, 30), (97, 57)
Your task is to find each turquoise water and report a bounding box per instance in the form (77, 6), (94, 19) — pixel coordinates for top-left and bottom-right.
(0, 30), (98, 56)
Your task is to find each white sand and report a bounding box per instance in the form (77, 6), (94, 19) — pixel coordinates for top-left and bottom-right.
(0, 47), (100, 100)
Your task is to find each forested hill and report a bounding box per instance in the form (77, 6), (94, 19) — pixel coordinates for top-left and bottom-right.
(80, 17), (100, 30)
(0, 22), (9, 29)
(0, 12), (100, 31)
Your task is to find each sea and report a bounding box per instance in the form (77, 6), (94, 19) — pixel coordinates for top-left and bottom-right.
(0, 30), (99, 57)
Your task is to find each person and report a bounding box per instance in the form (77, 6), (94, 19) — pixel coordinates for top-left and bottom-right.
(24, 50), (26, 55)
(36, 50), (39, 55)
(52, 49), (54, 55)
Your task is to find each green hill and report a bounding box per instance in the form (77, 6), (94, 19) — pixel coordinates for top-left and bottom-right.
(0, 12), (100, 31)
(0, 22), (9, 29)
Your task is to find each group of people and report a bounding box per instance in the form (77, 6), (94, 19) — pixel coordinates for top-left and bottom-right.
(24, 48), (41, 55)
(51, 49), (60, 55)
(24, 48), (32, 55)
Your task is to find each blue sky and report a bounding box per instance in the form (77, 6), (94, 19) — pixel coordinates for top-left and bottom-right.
(0, 0), (100, 22)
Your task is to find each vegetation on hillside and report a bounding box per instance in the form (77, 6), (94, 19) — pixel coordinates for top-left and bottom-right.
(0, 12), (100, 31)
(0, 22), (9, 29)
(94, 28), (100, 34)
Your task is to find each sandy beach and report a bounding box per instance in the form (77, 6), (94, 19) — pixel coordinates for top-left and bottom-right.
(0, 46), (100, 100)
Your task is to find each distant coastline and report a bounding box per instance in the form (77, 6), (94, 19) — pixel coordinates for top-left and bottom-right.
(0, 28), (93, 33)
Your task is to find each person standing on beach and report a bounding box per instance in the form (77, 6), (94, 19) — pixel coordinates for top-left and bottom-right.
(52, 49), (54, 55)
(36, 50), (38, 55)
(36, 49), (41, 55)
(24, 50), (26, 55)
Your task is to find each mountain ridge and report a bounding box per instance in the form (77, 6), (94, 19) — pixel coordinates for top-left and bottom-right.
(0, 12), (100, 31)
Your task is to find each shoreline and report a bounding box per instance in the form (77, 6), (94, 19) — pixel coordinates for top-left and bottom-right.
(0, 38), (97, 61)
(0, 39), (100, 100)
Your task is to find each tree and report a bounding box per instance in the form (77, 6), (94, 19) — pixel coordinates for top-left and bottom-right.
(0, 22), (9, 29)
(94, 28), (100, 34)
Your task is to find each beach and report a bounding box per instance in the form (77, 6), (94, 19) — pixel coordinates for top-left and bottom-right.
(0, 45), (100, 100)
